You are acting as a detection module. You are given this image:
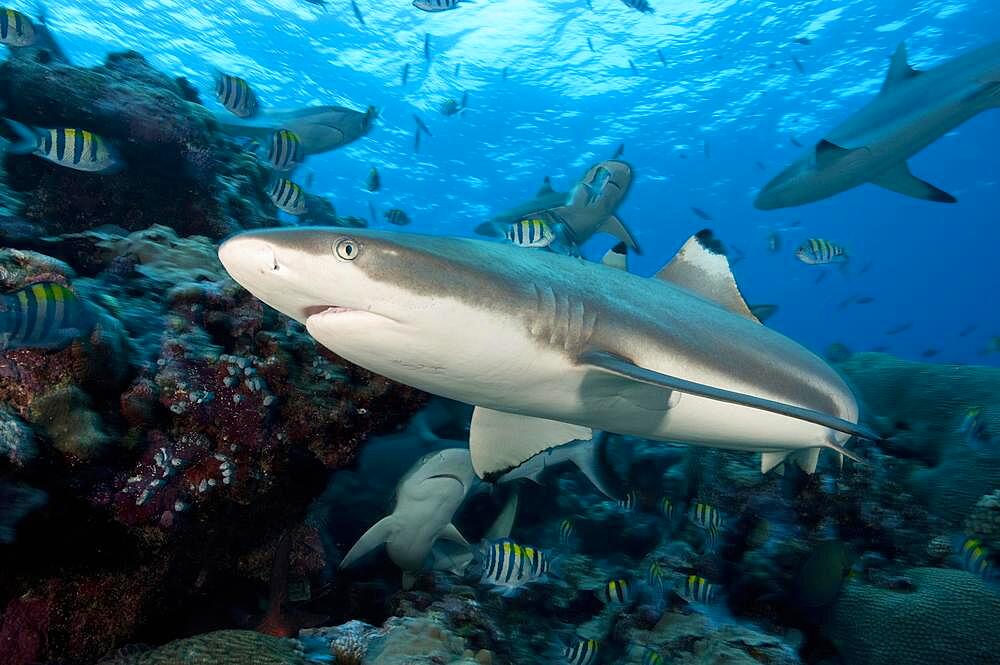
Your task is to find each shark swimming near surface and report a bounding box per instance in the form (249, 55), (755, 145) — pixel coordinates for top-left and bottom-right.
(756, 40), (1000, 210)
(477, 160), (639, 252)
(219, 227), (877, 482)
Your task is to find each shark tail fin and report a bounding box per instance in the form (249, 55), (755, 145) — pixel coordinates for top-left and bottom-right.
(339, 515), (397, 569)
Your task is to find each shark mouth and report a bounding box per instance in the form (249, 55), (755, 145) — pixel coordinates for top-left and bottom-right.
(303, 305), (353, 318)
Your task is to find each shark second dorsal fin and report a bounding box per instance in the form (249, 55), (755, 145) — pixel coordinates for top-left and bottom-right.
(881, 43), (921, 94)
(537, 176), (555, 197)
(655, 229), (757, 322)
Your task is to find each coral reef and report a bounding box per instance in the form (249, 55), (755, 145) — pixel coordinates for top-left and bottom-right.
(823, 568), (1000, 665)
(99, 630), (315, 665)
(965, 490), (1000, 550)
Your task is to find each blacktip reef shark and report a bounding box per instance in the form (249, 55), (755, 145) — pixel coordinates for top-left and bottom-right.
(219, 226), (878, 480)
(339, 448), (478, 589)
(476, 160), (640, 252)
(756, 40), (1000, 210)
(214, 105), (377, 156)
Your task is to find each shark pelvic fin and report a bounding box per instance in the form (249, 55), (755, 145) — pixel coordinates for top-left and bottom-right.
(469, 406), (592, 479)
(597, 214), (640, 252)
(339, 515), (397, 569)
(579, 349), (879, 443)
(881, 43), (921, 94)
(439, 522), (470, 546)
(871, 162), (957, 203)
(762, 448), (822, 474)
(654, 229), (757, 322)
(601, 242), (629, 271)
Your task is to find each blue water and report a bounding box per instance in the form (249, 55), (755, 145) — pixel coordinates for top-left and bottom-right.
(40, 0), (1000, 364)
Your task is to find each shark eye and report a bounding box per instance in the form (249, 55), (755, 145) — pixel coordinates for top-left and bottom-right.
(334, 237), (360, 261)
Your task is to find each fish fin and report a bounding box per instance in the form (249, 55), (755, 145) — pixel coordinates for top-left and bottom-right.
(566, 433), (621, 500)
(814, 139), (864, 169)
(536, 176), (555, 197)
(880, 43), (921, 94)
(601, 242), (628, 271)
(438, 522), (470, 546)
(4, 120), (38, 154)
(402, 571), (419, 590)
(654, 229), (757, 322)
(761, 451), (792, 474)
(339, 515), (397, 569)
(822, 433), (865, 465)
(597, 215), (640, 252)
(870, 162), (956, 203)
(484, 487), (519, 541)
(578, 349), (880, 442)
(469, 407), (592, 480)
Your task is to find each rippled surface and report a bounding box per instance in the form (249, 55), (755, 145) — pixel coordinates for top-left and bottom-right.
(31, 0), (1000, 363)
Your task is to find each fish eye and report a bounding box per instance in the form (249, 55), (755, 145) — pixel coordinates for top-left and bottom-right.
(334, 237), (360, 261)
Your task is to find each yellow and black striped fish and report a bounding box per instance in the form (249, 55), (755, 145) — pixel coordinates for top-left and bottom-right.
(616, 490), (638, 512)
(796, 238), (847, 265)
(660, 497), (675, 520)
(0, 282), (95, 350)
(480, 539), (550, 592)
(689, 502), (723, 549)
(215, 73), (259, 119)
(646, 560), (665, 590)
(958, 537), (994, 580)
(678, 574), (718, 605)
(384, 208), (411, 226)
(268, 178), (307, 215)
(558, 518), (574, 545)
(640, 646), (664, 665)
(506, 218), (555, 249)
(598, 578), (631, 604)
(8, 122), (121, 174)
(0, 8), (35, 47)
(267, 129), (302, 172)
(562, 638), (599, 665)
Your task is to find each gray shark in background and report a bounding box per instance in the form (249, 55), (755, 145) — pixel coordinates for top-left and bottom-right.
(756, 41), (1000, 210)
(220, 226), (877, 482)
(477, 160), (640, 252)
(215, 105), (377, 156)
(338, 448), (478, 589)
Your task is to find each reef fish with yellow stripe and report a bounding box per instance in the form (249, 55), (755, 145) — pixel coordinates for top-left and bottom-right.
(480, 538), (551, 595)
(267, 129), (303, 172)
(215, 72), (259, 119)
(796, 238), (848, 265)
(561, 638), (599, 665)
(6, 122), (121, 174)
(0, 282), (95, 350)
(677, 574), (719, 605)
(268, 178), (308, 215)
(507, 217), (556, 249)
(956, 537), (996, 582)
(597, 577), (632, 604)
(689, 502), (723, 548)
(0, 8), (35, 46)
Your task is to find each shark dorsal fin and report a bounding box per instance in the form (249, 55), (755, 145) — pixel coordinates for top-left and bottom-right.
(654, 229), (758, 322)
(536, 176), (555, 197)
(815, 139), (857, 169)
(881, 43), (920, 94)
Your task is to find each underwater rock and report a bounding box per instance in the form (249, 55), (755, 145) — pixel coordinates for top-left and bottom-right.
(28, 384), (110, 461)
(840, 353), (1000, 526)
(0, 50), (276, 238)
(0, 406), (36, 467)
(965, 490), (1000, 550)
(824, 568), (1000, 665)
(0, 480), (45, 544)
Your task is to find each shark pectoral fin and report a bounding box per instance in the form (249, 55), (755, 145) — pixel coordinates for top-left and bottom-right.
(439, 522), (470, 546)
(470, 406), (592, 479)
(870, 163), (957, 203)
(598, 215), (640, 252)
(601, 242), (628, 271)
(484, 487), (520, 541)
(655, 229), (757, 322)
(339, 515), (397, 569)
(578, 350), (880, 442)
(567, 431), (621, 500)
(880, 42), (921, 94)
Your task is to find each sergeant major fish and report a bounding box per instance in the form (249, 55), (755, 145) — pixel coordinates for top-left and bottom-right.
(558, 518), (574, 545)
(562, 639), (599, 665)
(677, 574), (719, 605)
(385, 209), (411, 226)
(0, 282), (96, 350)
(215, 73), (259, 119)
(267, 129), (303, 172)
(480, 538), (551, 595)
(366, 166), (381, 192)
(0, 7), (35, 46)
(597, 578), (632, 604)
(413, 0), (470, 12)
(506, 218), (555, 249)
(6, 122), (121, 174)
(796, 238), (847, 265)
(268, 179), (307, 215)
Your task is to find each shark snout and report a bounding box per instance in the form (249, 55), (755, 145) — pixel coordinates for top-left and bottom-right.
(218, 235), (279, 283)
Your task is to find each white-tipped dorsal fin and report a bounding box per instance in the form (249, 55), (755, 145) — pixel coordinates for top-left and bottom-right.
(655, 229), (757, 322)
(470, 406), (592, 480)
(881, 42), (920, 94)
(601, 242), (628, 271)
